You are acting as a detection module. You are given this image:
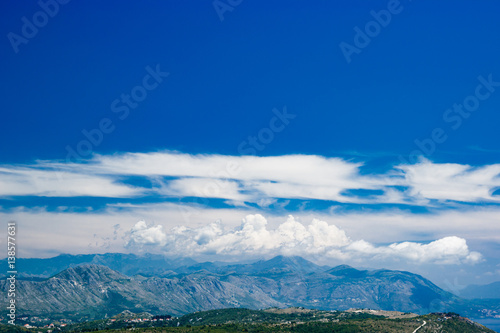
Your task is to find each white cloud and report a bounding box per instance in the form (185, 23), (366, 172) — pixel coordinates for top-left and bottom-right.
(2, 202), (497, 277)
(124, 214), (482, 265)
(2, 152), (500, 206)
(0, 166), (141, 197)
(126, 220), (167, 247)
(347, 236), (482, 265)
(161, 177), (247, 201)
(399, 160), (500, 203)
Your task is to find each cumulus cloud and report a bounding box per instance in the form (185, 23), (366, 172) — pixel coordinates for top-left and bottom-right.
(125, 214), (482, 265)
(3, 201), (498, 260)
(125, 220), (167, 247)
(347, 236), (482, 265)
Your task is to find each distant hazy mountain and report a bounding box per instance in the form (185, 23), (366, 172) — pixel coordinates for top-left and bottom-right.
(0, 253), (197, 279)
(0, 255), (497, 322)
(461, 281), (500, 299)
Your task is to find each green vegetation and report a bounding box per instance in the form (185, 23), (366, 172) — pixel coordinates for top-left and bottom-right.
(5, 308), (496, 333)
(418, 313), (495, 332)
(0, 324), (28, 333)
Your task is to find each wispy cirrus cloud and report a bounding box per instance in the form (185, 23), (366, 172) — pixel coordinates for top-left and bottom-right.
(0, 166), (140, 198)
(1, 152), (500, 208)
(399, 161), (500, 203)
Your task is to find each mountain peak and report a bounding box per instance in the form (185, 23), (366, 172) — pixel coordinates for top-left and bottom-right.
(327, 264), (367, 278)
(266, 255), (313, 264)
(246, 255), (322, 274)
(330, 264), (354, 270)
(53, 264), (127, 282)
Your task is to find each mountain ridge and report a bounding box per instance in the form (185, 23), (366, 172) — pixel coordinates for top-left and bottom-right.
(1, 255), (499, 322)
(0, 253), (197, 280)
(460, 281), (500, 299)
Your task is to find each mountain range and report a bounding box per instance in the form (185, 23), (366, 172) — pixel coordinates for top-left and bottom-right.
(1, 254), (499, 322)
(461, 281), (500, 299)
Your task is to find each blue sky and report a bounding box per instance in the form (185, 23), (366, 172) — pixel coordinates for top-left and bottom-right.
(1, 1), (500, 288)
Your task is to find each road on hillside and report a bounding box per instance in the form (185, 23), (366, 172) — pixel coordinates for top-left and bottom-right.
(412, 320), (427, 333)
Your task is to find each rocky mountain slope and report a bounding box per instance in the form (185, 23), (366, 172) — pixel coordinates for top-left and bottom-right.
(2, 255), (497, 322)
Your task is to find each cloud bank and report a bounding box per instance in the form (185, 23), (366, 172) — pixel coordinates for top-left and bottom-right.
(1, 152), (500, 208)
(125, 214), (482, 265)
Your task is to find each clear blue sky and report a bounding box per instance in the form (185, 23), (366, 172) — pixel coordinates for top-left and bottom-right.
(1, 1), (500, 287)
(2, 0), (500, 164)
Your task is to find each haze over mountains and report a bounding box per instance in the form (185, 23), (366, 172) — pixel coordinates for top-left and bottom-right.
(1, 254), (499, 322)
(461, 282), (500, 299)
